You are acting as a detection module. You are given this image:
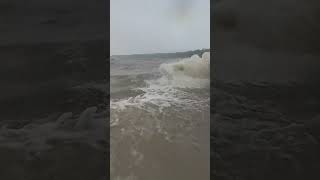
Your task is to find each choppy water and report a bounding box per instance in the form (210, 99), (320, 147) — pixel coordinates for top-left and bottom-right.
(110, 52), (210, 180)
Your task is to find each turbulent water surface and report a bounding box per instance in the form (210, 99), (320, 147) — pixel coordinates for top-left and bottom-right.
(110, 52), (210, 180)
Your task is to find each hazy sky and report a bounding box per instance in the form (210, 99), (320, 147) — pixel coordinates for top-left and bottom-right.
(111, 0), (210, 55)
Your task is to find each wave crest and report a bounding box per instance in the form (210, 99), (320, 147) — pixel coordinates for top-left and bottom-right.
(111, 52), (210, 113)
(156, 52), (210, 88)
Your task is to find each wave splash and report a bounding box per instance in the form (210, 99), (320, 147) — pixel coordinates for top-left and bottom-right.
(111, 52), (210, 113)
(156, 52), (210, 89)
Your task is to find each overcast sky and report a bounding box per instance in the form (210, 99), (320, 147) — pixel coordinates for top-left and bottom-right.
(111, 0), (210, 55)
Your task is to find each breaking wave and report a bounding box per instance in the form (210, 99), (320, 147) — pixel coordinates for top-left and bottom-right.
(156, 51), (210, 89)
(110, 52), (210, 114)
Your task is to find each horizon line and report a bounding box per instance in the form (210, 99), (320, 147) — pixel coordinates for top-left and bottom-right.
(111, 48), (210, 56)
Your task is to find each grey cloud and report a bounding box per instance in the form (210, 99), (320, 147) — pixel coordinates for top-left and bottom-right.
(111, 0), (210, 55)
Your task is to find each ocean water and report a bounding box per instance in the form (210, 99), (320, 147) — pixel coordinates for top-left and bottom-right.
(110, 52), (210, 180)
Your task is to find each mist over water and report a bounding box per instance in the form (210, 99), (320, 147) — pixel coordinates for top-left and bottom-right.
(110, 52), (210, 180)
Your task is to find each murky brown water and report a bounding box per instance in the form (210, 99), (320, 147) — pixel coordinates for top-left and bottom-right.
(110, 54), (210, 180)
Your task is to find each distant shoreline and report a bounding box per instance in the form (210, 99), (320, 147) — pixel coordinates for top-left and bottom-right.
(111, 48), (210, 59)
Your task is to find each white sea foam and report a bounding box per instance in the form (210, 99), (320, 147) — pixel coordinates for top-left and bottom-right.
(157, 52), (210, 88)
(110, 52), (210, 112)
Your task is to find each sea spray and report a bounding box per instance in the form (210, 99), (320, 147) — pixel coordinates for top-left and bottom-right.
(111, 52), (210, 111)
(160, 52), (210, 79)
(152, 51), (210, 88)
